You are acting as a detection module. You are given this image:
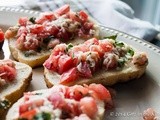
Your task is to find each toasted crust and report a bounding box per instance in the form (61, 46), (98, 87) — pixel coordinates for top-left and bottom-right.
(0, 61), (32, 119)
(44, 61), (147, 87)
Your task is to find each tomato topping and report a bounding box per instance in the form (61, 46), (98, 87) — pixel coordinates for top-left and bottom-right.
(84, 38), (99, 46)
(69, 11), (81, 23)
(17, 26), (27, 37)
(79, 10), (88, 22)
(19, 99), (44, 115)
(58, 54), (74, 74)
(18, 17), (28, 26)
(80, 97), (98, 118)
(77, 62), (92, 78)
(55, 4), (70, 16)
(19, 109), (37, 120)
(43, 55), (60, 71)
(29, 24), (44, 34)
(0, 29), (4, 42)
(0, 60), (16, 82)
(60, 67), (79, 84)
(99, 40), (113, 52)
(48, 92), (66, 109)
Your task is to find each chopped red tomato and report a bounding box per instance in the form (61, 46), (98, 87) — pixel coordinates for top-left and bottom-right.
(16, 33), (26, 50)
(17, 26), (28, 37)
(77, 62), (92, 78)
(58, 54), (74, 74)
(80, 97), (98, 118)
(0, 29), (4, 42)
(19, 109), (37, 120)
(36, 12), (56, 24)
(55, 4), (70, 16)
(43, 55), (60, 71)
(69, 11), (81, 23)
(29, 24), (44, 34)
(48, 92), (66, 108)
(19, 99), (44, 115)
(83, 22), (93, 30)
(0, 63), (16, 82)
(99, 40), (113, 52)
(79, 10), (88, 22)
(84, 38), (99, 46)
(60, 67), (79, 84)
(18, 17), (28, 26)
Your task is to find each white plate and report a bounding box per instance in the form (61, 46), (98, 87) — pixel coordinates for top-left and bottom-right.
(0, 7), (160, 120)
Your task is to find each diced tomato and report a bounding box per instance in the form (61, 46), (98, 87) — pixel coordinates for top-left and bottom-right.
(89, 45), (104, 57)
(16, 33), (25, 50)
(79, 10), (88, 22)
(99, 40), (113, 52)
(88, 84), (113, 108)
(36, 12), (56, 24)
(68, 85), (89, 101)
(84, 38), (99, 46)
(0, 64), (16, 82)
(60, 67), (79, 84)
(69, 11), (81, 23)
(55, 4), (70, 16)
(17, 26), (27, 37)
(52, 44), (67, 56)
(18, 17), (28, 26)
(77, 62), (92, 78)
(80, 97), (98, 118)
(19, 99), (44, 115)
(29, 24), (44, 34)
(83, 22), (93, 30)
(0, 29), (4, 42)
(48, 92), (66, 108)
(43, 55), (60, 71)
(58, 54), (74, 74)
(19, 109), (37, 120)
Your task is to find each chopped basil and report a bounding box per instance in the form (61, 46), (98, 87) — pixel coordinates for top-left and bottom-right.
(0, 100), (11, 110)
(33, 112), (51, 120)
(43, 36), (55, 44)
(118, 58), (125, 67)
(29, 17), (36, 24)
(104, 34), (117, 40)
(35, 93), (43, 95)
(66, 43), (73, 52)
(115, 41), (124, 47)
(128, 48), (134, 56)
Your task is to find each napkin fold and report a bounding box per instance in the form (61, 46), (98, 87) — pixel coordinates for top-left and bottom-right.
(22, 0), (159, 41)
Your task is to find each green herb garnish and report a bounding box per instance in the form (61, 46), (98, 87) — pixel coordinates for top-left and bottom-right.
(118, 58), (126, 67)
(128, 48), (134, 56)
(29, 17), (36, 24)
(115, 41), (124, 47)
(104, 34), (117, 40)
(0, 100), (11, 110)
(35, 93), (43, 95)
(66, 43), (73, 52)
(33, 112), (51, 120)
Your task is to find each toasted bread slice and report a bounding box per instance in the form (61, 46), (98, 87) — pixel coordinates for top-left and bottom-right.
(6, 84), (108, 120)
(7, 20), (99, 68)
(0, 61), (32, 119)
(44, 60), (147, 87)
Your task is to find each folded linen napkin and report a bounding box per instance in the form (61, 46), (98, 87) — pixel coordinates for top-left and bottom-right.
(4, 0), (159, 41)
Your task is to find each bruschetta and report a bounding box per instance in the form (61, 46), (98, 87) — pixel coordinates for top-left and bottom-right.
(0, 59), (32, 119)
(44, 37), (148, 87)
(6, 83), (113, 120)
(5, 5), (99, 68)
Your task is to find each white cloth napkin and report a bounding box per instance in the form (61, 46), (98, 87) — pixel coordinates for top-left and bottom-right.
(81, 0), (159, 41)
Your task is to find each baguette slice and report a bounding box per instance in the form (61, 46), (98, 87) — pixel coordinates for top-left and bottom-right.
(44, 60), (147, 87)
(6, 84), (109, 120)
(0, 61), (32, 119)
